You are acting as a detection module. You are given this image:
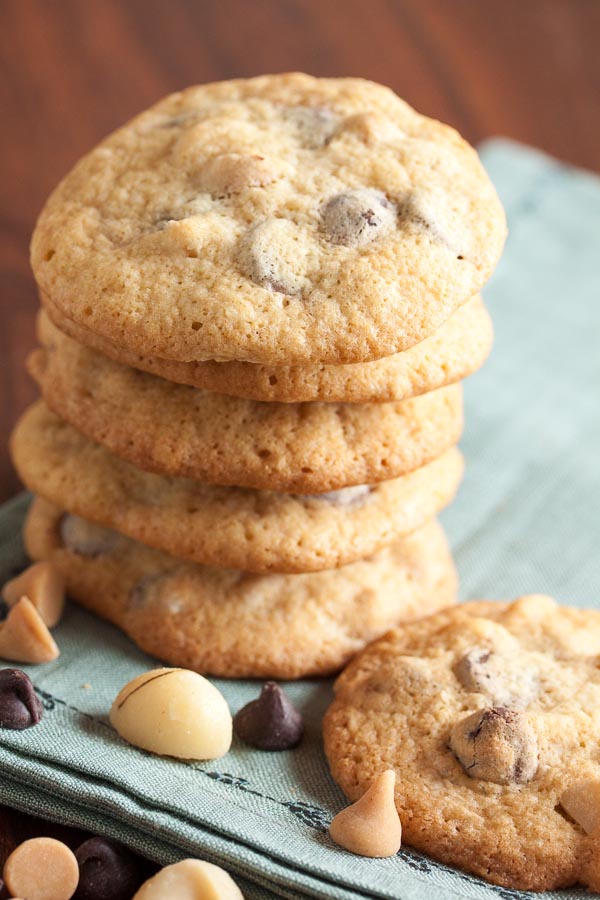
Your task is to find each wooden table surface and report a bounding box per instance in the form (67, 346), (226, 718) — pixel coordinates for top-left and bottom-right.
(1, 0), (599, 876)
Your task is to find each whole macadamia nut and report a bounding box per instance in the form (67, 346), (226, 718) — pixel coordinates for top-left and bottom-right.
(133, 859), (243, 899)
(110, 668), (232, 760)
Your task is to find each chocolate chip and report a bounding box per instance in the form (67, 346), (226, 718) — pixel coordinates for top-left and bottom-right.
(450, 706), (538, 785)
(0, 668), (43, 730)
(74, 837), (142, 900)
(455, 646), (538, 708)
(455, 648), (491, 690)
(234, 682), (304, 750)
(60, 514), (120, 557)
(321, 190), (396, 247)
(282, 105), (337, 148)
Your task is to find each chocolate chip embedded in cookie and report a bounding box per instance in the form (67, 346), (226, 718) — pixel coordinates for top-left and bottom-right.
(31, 74), (505, 365)
(60, 512), (124, 557)
(454, 645), (538, 708)
(320, 190), (396, 247)
(450, 706), (538, 784)
(324, 597), (600, 891)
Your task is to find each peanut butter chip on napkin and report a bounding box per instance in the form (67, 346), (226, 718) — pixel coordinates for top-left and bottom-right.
(3, 837), (79, 900)
(0, 596), (59, 664)
(329, 769), (402, 857)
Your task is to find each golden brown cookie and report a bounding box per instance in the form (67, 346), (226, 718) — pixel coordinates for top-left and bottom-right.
(11, 402), (463, 573)
(24, 497), (457, 679)
(324, 596), (600, 891)
(29, 316), (463, 492)
(39, 296), (492, 404)
(31, 74), (505, 365)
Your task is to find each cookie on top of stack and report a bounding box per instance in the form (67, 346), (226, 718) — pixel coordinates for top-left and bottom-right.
(10, 74), (506, 679)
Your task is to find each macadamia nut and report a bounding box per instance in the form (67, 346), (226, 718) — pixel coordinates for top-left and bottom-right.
(560, 781), (600, 834)
(110, 668), (232, 760)
(132, 859), (243, 899)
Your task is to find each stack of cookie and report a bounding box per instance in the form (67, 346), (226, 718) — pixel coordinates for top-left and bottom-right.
(10, 74), (506, 679)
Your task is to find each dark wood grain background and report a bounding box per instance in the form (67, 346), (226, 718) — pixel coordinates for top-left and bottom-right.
(1, 0), (599, 872)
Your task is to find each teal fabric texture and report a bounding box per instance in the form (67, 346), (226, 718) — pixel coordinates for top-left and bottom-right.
(1, 141), (599, 899)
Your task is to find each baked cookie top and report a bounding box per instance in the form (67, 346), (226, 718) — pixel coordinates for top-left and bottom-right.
(31, 73), (506, 365)
(324, 596), (600, 891)
(39, 296), (492, 404)
(11, 402), (463, 573)
(29, 315), (463, 492)
(25, 498), (456, 679)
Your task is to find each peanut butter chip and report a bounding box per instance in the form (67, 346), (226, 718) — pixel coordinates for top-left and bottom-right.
(132, 859), (243, 899)
(2, 561), (65, 627)
(110, 668), (232, 760)
(335, 112), (404, 145)
(450, 706), (538, 784)
(0, 597), (59, 664)
(3, 837), (79, 900)
(329, 770), (402, 857)
(197, 153), (280, 195)
(560, 781), (600, 833)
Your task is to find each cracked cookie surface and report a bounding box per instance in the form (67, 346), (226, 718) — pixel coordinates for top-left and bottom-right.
(29, 315), (463, 492)
(11, 402), (463, 573)
(32, 73), (505, 365)
(24, 497), (456, 679)
(324, 596), (600, 891)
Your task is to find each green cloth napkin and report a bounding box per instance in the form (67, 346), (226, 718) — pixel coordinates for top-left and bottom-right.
(1, 140), (600, 899)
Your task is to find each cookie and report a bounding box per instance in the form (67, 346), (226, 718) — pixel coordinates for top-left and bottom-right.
(39, 295), (492, 404)
(31, 73), (506, 366)
(29, 317), (463, 492)
(324, 596), (600, 891)
(11, 402), (463, 573)
(24, 497), (457, 679)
